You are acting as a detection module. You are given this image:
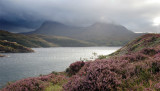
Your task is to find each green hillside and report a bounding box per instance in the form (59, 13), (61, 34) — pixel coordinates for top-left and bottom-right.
(0, 30), (95, 47)
(30, 35), (96, 47)
(110, 34), (160, 56)
(0, 40), (34, 53)
(0, 30), (56, 47)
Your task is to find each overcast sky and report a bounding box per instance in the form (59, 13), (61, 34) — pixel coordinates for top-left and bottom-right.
(0, 0), (160, 32)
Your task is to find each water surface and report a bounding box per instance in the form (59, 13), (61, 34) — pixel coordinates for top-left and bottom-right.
(0, 47), (120, 88)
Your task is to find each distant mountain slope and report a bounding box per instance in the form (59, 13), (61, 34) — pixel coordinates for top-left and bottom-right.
(0, 40), (34, 53)
(0, 30), (95, 47)
(0, 30), (57, 47)
(29, 35), (96, 47)
(28, 21), (142, 46)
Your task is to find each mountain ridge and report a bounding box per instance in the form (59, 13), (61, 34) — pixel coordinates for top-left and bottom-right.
(27, 21), (143, 46)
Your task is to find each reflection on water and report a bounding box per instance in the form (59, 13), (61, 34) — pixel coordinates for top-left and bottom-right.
(0, 47), (120, 88)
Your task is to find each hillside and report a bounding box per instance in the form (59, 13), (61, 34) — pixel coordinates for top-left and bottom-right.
(2, 34), (160, 91)
(0, 30), (95, 47)
(62, 34), (160, 90)
(0, 40), (34, 53)
(28, 21), (143, 46)
(0, 30), (56, 47)
(29, 35), (96, 47)
(110, 34), (160, 56)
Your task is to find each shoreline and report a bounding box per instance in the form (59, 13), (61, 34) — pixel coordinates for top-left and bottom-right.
(0, 55), (5, 57)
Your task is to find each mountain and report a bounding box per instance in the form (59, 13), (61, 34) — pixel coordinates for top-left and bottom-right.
(0, 40), (34, 53)
(28, 21), (143, 46)
(0, 30), (95, 47)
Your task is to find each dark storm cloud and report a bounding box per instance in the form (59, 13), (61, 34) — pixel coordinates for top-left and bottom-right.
(0, 0), (160, 32)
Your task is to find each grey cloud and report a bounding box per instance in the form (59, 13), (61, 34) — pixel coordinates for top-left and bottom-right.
(0, 0), (160, 32)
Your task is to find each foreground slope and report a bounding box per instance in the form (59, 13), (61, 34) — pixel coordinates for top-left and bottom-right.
(2, 34), (160, 91)
(110, 33), (160, 56)
(63, 34), (160, 91)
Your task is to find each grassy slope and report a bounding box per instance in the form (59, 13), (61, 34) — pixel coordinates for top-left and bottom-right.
(110, 34), (160, 56)
(30, 34), (96, 47)
(0, 30), (57, 47)
(0, 40), (34, 53)
(0, 30), (95, 47)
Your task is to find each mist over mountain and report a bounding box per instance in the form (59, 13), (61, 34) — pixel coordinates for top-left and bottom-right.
(28, 21), (142, 46)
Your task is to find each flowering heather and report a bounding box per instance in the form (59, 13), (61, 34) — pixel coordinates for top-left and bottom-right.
(67, 61), (85, 75)
(63, 34), (160, 90)
(120, 52), (146, 62)
(1, 73), (68, 91)
(63, 59), (130, 90)
(1, 78), (49, 91)
(111, 34), (160, 56)
(140, 48), (158, 56)
(154, 82), (160, 90)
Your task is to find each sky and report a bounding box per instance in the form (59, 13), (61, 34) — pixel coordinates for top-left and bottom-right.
(0, 0), (160, 32)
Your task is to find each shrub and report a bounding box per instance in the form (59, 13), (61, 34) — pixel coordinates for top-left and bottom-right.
(2, 78), (49, 91)
(98, 55), (107, 59)
(140, 48), (158, 56)
(63, 59), (129, 91)
(67, 61), (85, 76)
(151, 62), (160, 74)
(1, 73), (68, 91)
(120, 53), (146, 62)
(154, 82), (160, 90)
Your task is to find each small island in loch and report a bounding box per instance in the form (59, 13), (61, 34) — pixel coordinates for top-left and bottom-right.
(1, 34), (160, 91)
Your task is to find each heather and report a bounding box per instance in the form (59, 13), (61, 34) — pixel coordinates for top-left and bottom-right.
(63, 50), (160, 90)
(110, 34), (160, 56)
(66, 61), (85, 76)
(1, 73), (68, 91)
(63, 34), (160, 91)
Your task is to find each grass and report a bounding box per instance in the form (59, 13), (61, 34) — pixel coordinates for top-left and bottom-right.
(45, 84), (62, 91)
